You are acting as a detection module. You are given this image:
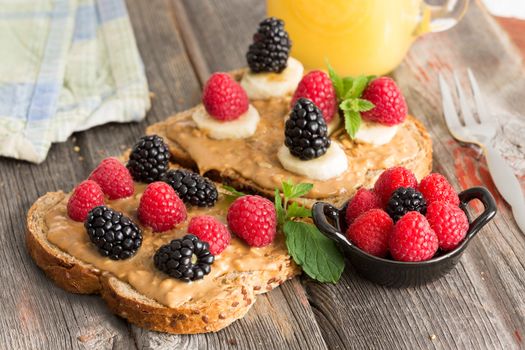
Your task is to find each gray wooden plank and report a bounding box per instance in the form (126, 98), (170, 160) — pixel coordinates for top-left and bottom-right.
(181, 1), (525, 349)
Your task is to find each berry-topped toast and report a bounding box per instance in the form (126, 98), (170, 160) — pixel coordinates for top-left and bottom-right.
(147, 18), (432, 208)
(27, 135), (300, 334)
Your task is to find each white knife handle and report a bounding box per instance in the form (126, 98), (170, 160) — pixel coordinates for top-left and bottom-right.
(484, 146), (525, 233)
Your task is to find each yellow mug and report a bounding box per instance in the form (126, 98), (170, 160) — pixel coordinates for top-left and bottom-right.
(267, 0), (469, 76)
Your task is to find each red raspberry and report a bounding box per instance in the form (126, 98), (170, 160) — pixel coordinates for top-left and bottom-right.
(138, 182), (186, 232)
(88, 157), (134, 200)
(389, 212), (438, 262)
(345, 188), (381, 225)
(187, 215), (231, 255)
(346, 209), (393, 258)
(426, 201), (469, 251)
(67, 180), (104, 222)
(418, 173), (460, 206)
(227, 195), (276, 247)
(202, 73), (249, 121)
(361, 77), (407, 126)
(291, 70), (337, 122)
(374, 167), (418, 206)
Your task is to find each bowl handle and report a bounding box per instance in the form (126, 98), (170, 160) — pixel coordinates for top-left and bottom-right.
(458, 187), (497, 239)
(312, 202), (353, 248)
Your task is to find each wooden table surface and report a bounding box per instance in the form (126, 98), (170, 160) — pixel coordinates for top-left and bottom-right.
(1, 1), (524, 349)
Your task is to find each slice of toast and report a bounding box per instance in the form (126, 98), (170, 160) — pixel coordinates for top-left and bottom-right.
(146, 70), (432, 208)
(27, 189), (299, 334)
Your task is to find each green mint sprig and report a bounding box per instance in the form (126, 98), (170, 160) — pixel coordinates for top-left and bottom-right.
(327, 62), (375, 139)
(275, 180), (344, 283)
(222, 185), (246, 202)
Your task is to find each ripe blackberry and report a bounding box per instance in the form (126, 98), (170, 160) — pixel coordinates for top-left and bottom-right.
(154, 234), (214, 282)
(285, 98), (330, 160)
(127, 135), (170, 183)
(386, 187), (427, 222)
(85, 206), (143, 260)
(246, 17), (291, 73)
(160, 169), (218, 207)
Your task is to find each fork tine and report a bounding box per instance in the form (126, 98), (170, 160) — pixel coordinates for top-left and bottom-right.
(439, 74), (462, 132)
(467, 69), (491, 124)
(453, 71), (478, 127)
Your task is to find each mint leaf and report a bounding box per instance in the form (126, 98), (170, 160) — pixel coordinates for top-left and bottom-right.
(344, 110), (361, 139)
(284, 221), (344, 283)
(356, 99), (375, 112)
(342, 77), (354, 98)
(274, 188), (286, 227)
(327, 62), (344, 100)
(345, 75), (368, 99)
(222, 185), (245, 201)
(339, 99), (354, 111)
(281, 179), (294, 199)
(286, 202), (312, 220)
(288, 183), (314, 199)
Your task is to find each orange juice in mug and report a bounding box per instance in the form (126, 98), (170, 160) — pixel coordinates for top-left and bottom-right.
(267, 0), (469, 76)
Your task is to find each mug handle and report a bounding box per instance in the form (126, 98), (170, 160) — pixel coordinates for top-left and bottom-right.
(419, 0), (470, 33)
(458, 186), (497, 240)
(312, 202), (353, 248)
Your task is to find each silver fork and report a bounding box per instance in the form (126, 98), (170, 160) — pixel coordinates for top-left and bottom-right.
(439, 70), (525, 234)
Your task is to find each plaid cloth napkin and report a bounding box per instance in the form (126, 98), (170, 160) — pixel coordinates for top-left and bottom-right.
(0, 0), (150, 163)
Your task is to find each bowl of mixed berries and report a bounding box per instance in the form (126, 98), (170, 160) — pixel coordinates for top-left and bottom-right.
(312, 167), (496, 287)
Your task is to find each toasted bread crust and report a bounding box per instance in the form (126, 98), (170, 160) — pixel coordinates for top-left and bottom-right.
(26, 191), (299, 334)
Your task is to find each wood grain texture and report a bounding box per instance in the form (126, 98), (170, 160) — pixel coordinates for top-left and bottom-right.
(1, 0), (525, 349)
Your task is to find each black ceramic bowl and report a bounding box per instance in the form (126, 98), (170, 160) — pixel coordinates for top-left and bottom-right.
(312, 187), (497, 287)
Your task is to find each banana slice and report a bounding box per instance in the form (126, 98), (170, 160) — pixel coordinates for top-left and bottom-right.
(241, 57), (304, 100)
(277, 143), (348, 181)
(192, 105), (260, 140)
(355, 120), (399, 146)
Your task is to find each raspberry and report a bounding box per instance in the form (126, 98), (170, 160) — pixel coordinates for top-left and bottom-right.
(389, 212), (438, 262)
(202, 73), (249, 121)
(227, 195), (276, 247)
(374, 167), (418, 206)
(345, 188), (381, 225)
(138, 182), (187, 232)
(291, 71), (337, 122)
(426, 201), (469, 251)
(67, 180), (104, 222)
(418, 173), (460, 206)
(361, 77), (407, 126)
(187, 215), (231, 255)
(346, 209), (393, 258)
(88, 157), (134, 199)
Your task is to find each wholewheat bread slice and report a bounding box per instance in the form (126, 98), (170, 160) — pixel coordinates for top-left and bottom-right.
(146, 69), (432, 208)
(27, 190), (299, 334)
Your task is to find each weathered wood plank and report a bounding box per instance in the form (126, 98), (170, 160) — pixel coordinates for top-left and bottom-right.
(181, 1), (525, 349)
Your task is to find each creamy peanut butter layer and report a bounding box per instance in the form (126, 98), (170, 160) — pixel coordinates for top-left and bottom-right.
(165, 98), (427, 199)
(44, 184), (290, 308)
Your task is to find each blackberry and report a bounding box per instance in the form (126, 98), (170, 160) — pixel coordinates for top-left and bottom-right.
(127, 135), (170, 183)
(246, 17), (291, 73)
(154, 234), (214, 282)
(85, 206), (142, 260)
(160, 169), (218, 207)
(285, 98), (330, 160)
(386, 187), (427, 222)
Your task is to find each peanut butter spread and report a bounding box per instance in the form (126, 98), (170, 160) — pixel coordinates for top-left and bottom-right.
(44, 184), (291, 308)
(165, 98), (425, 199)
